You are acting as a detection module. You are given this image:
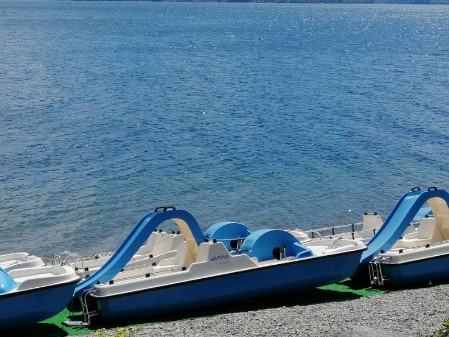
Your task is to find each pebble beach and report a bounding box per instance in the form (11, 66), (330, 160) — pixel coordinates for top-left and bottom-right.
(79, 284), (449, 337)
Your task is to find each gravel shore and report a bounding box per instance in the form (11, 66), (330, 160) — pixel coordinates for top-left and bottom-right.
(79, 283), (449, 337)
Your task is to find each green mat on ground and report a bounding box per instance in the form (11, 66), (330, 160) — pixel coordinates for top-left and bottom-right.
(5, 281), (384, 336)
(319, 279), (385, 297)
(40, 310), (89, 336)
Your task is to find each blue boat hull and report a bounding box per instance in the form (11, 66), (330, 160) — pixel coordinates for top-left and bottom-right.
(93, 249), (364, 322)
(381, 253), (449, 287)
(0, 280), (78, 329)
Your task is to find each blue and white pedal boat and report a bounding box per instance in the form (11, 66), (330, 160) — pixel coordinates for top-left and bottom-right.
(369, 239), (449, 287)
(0, 265), (80, 329)
(74, 208), (366, 323)
(361, 187), (449, 287)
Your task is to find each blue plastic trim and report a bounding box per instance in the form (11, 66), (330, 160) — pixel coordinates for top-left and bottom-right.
(204, 222), (252, 249)
(0, 267), (17, 294)
(240, 229), (313, 262)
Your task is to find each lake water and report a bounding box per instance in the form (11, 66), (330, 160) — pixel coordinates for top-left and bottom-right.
(1, 1), (449, 258)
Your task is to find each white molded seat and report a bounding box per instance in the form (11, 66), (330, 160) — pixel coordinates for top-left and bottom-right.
(359, 213), (383, 239)
(158, 241), (192, 267)
(395, 217), (436, 248)
(404, 217), (435, 240)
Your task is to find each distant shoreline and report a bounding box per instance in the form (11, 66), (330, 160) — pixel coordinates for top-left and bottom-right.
(74, 0), (449, 4)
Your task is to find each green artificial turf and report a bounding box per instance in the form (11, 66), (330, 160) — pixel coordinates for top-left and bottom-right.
(319, 279), (385, 297)
(41, 309), (90, 336)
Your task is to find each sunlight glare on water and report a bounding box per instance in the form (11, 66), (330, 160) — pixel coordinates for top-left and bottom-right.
(1, 2), (449, 257)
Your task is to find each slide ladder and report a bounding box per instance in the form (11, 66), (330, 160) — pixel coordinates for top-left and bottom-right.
(74, 207), (205, 297)
(361, 187), (449, 264)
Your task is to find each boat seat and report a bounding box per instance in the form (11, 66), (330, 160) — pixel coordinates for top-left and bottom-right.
(404, 217), (435, 240)
(112, 242), (191, 281)
(305, 239), (360, 255)
(325, 244), (360, 254)
(138, 231), (174, 257)
(395, 217), (435, 248)
(0, 252), (44, 272)
(402, 223), (417, 236)
(11, 266), (77, 291)
(135, 231), (160, 255)
(154, 233), (176, 256)
(359, 213), (383, 239)
(158, 241), (191, 267)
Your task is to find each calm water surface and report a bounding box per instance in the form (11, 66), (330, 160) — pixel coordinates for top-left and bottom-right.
(1, 1), (449, 257)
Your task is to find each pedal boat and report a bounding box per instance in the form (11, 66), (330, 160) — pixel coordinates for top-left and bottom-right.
(362, 187), (449, 287)
(369, 213), (449, 286)
(75, 208), (366, 324)
(0, 265), (80, 329)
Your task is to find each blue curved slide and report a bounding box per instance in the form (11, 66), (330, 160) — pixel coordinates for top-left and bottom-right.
(74, 208), (205, 297)
(361, 188), (449, 264)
